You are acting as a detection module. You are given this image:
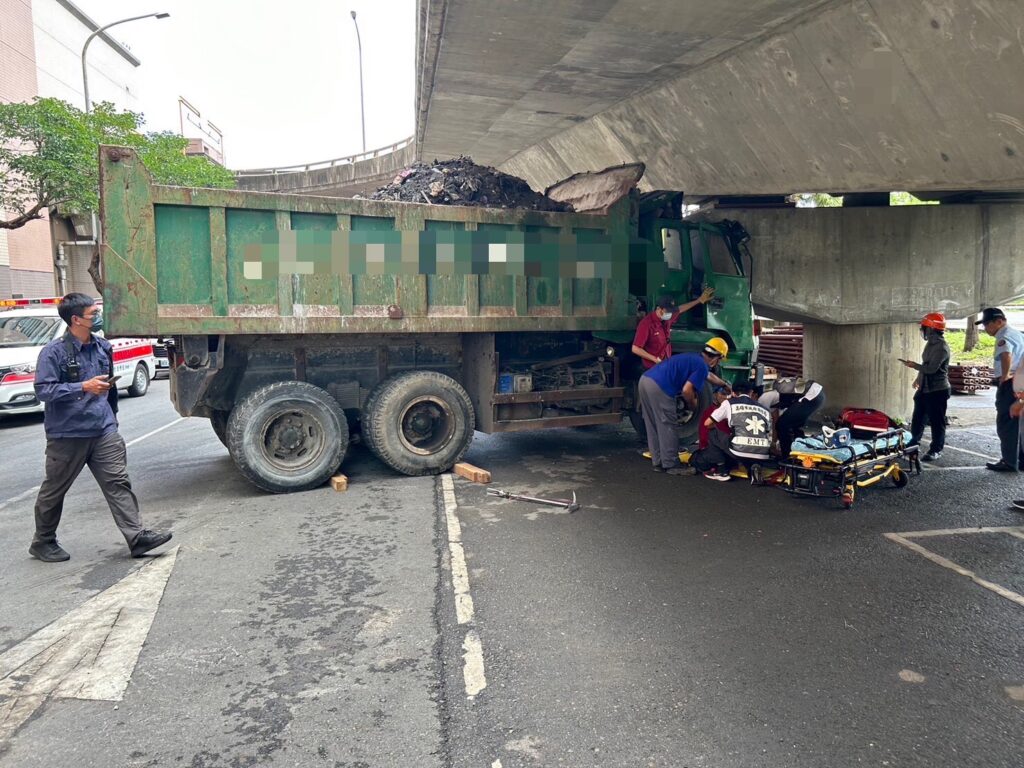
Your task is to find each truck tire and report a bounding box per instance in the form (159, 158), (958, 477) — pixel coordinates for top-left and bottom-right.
(126, 362), (149, 397)
(210, 409), (229, 447)
(626, 380), (647, 440)
(362, 371), (475, 476)
(226, 381), (348, 493)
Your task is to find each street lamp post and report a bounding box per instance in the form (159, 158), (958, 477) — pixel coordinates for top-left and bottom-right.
(81, 12), (170, 113)
(77, 12), (168, 296)
(350, 10), (366, 153)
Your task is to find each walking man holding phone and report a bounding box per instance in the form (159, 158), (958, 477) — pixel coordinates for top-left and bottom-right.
(28, 293), (171, 562)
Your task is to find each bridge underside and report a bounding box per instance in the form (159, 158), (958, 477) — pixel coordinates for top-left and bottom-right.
(418, 0), (1024, 198)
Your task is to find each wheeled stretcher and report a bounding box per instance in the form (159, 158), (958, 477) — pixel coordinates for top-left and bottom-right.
(780, 428), (921, 508)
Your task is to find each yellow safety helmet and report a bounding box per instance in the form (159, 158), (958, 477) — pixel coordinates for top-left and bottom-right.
(703, 336), (729, 360)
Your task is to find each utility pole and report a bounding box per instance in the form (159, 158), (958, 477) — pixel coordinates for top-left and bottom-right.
(350, 10), (367, 153)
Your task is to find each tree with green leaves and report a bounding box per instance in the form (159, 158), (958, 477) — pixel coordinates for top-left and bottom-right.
(0, 97), (234, 230)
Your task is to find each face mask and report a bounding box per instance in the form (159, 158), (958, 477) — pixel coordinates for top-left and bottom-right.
(920, 327), (927, 340)
(86, 309), (103, 333)
(660, 311), (673, 321)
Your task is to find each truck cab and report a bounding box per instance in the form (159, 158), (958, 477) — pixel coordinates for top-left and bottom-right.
(637, 194), (757, 381)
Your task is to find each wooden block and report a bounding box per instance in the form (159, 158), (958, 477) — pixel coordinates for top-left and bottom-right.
(453, 462), (491, 484)
(330, 474), (348, 492)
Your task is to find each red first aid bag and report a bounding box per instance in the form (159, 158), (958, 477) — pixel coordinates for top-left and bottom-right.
(837, 407), (894, 437)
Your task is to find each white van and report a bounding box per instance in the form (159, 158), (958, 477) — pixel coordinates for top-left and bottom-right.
(0, 298), (156, 417)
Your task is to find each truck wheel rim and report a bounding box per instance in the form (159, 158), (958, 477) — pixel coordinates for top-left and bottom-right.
(135, 366), (146, 389)
(262, 409), (325, 470)
(398, 396), (456, 455)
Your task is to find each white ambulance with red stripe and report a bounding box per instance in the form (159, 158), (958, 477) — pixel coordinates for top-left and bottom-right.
(0, 297), (156, 417)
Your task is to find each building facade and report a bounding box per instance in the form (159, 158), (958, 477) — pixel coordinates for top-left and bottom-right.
(0, 0), (141, 299)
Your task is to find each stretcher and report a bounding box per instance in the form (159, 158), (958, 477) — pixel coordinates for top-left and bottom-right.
(780, 428), (921, 508)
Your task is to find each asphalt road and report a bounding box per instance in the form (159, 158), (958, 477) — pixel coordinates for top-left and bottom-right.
(1, 382), (1022, 767)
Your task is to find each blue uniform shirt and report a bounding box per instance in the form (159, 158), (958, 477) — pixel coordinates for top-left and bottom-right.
(643, 352), (710, 397)
(34, 334), (118, 439)
(993, 324), (1024, 378)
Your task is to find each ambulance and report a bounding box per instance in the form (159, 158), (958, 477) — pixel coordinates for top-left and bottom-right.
(0, 297), (156, 417)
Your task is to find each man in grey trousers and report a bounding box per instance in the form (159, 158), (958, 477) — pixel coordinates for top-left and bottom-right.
(639, 339), (727, 475)
(29, 292), (172, 563)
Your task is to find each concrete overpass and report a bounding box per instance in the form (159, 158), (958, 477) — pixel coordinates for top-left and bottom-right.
(416, 0), (1024, 415)
(417, 0), (1024, 198)
(235, 137), (415, 197)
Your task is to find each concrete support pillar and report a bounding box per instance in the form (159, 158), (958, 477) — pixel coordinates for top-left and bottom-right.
(803, 322), (918, 421)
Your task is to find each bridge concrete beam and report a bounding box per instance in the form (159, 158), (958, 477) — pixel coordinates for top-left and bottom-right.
(716, 202), (1022, 418)
(713, 204), (1024, 325)
(449, 0), (1024, 197)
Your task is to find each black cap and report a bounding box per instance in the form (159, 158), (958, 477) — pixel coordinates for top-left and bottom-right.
(655, 295), (678, 310)
(975, 307), (1006, 325)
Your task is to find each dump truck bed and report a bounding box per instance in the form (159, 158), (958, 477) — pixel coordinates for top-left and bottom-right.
(98, 146), (641, 338)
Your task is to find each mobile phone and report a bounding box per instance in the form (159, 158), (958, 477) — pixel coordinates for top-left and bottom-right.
(106, 375), (121, 384)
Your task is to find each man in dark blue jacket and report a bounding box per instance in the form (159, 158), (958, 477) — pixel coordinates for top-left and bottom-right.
(29, 293), (171, 563)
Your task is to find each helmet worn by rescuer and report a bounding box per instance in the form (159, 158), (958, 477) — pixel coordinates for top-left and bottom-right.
(920, 312), (946, 331)
(703, 337), (729, 359)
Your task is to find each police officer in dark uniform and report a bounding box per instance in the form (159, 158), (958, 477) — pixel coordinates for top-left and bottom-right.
(28, 293), (172, 563)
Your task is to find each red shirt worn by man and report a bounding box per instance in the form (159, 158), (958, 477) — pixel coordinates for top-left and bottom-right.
(633, 311), (675, 370)
(632, 289), (714, 370)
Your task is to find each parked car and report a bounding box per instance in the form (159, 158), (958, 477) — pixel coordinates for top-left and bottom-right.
(152, 337), (172, 378)
(0, 298), (156, 417)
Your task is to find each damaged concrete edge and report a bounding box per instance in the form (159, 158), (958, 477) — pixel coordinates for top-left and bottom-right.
(416, 0), (450, 155)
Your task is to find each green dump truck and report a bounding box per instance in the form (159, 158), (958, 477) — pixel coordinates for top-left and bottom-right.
(98, 147), (759, 492)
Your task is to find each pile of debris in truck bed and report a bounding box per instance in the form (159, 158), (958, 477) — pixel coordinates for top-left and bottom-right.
(370, 156), (571, 211)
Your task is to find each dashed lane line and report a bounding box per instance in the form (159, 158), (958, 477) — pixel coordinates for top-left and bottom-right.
(0, 418), (185, 513)
(440, 473), (487, 699)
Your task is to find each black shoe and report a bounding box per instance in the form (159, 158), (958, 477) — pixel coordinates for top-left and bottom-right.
(921, 452), (942, 462)
(666, 466), (697, 476)
(130, 530), (172, 558)
(1011, 499), (1024, 512)
(986, 461), (1018, 472)
(29, 541), (70, 562)
(652, 463), (664, 472)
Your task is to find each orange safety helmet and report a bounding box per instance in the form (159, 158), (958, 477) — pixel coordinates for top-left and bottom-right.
(920, 312), (946, 331)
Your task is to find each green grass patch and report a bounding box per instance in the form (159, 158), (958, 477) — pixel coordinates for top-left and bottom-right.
(945, 330), (996, 366)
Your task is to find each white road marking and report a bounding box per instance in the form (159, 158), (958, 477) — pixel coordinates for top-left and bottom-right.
(941, 444), (1000, 462)
(0, 418), (185, 513)
(442, 474), (474, 625)
(891, 525), (1024, 538)
(125, 417), (185, 448)
(919, 465), (988, 472)
(462, 630), (487, 698)
(884, 530), (1024, 608)
(0, 547), (179, 744)
(440, 473), (488, 700)
(0, 487), (39, 514)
